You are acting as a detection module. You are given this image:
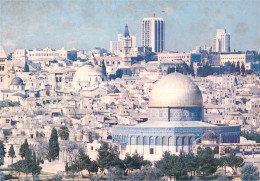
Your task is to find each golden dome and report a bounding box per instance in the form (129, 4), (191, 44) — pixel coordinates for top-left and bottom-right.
(149, 73), (203, 107)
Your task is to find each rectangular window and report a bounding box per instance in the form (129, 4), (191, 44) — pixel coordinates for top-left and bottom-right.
(150, 148), (154, 154)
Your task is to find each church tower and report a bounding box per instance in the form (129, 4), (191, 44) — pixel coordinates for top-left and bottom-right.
(0, 45), (8, 89)
(121, 24), (132, 66)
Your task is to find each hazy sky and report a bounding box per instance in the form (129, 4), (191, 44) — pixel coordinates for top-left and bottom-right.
(0, 0), (259, 54)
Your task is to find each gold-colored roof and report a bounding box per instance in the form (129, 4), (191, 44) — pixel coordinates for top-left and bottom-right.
(149, 72), (203, 107)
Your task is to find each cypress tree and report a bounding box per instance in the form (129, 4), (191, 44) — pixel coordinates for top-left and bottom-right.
(190, 62), (195, 76)
(231, 61), (236, 73)
(31, 151), (41, 180)
(241, 62), (246, 75)
(65, 162), (69, 173)
(19, 139), (29, 158)
(8, 144), (16, 165)
(58, 126), (70, 140)
(235, 61), (241, 74)
(0, 141), (6, 167)
(24, 62), (29, 72)
(101, 60), (107, 78)
(116, 69), (123, 78)
(48, 128), (59, 161)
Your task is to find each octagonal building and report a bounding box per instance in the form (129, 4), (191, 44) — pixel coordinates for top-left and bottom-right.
(112, 72), (241, 160)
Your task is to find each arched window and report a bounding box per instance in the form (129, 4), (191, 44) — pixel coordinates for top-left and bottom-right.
(162, 136), (167, 145)
(188, 137), (192, 145)
(130, 136), (135, 145)
(149, 136), (154, 145)
(176, 137), (179, 152)
(182, 137), (185, 145)
(143, 136), (148, 145)
(137, 136), (141, 145)
(169, 136), (174, 145)
(155, 136), (160, 145)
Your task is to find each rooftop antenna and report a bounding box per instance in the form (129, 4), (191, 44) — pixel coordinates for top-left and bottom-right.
(153, 10), (156, 18)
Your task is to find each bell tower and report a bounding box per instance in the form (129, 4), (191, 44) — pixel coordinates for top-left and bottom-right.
(0, 45), (8, 89)
(121, 24), (132, 66)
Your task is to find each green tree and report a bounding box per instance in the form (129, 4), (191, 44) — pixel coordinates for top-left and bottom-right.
(197, 63), (213, 77)
(231, 61), (236, 73)
(196, 147), (218, 177)
(244, 131), (260, 143)
(235, 77), (238, 86)
(155, 151), (187, 180)
(101, 60), (107, 78)
(241, 62), (246, 75)
(144, 52), (156, 62)
(241, 164), (260, 181)
(12, 149), (41, 181)
(24, 62), (29, 72)
(8, 144), (16, 165)
(183, 152), (197, 177)
(235, 61), (241, 74)
(48, 128), (60, 161)
(66, 148), (94, 178)
(219, 156), (229, 175)
(219, 156), (228, 175)
(124, 152), (151, 175)
(58, 126), (70, 140)
(127, 165), (163, 181)
(115, 69), (123, 78)
(107, 167), (123, 181)
(19, 139), (29, 158)
(167, 63), (194, 75)
(77, 148), (92, 175)
(7, 53), (12, 60)
(88, 160), (99, 176)
(167, 67), (175, 74)
(65, 162), (69, 173)
(190, 62), (195, 76)
(226, 150), (244, 175)
(14, 149), (31, 175)
(31, 151), (41, 180)
(0, 141), (6, 167)
(177, 62), (191, 75)
(97, 142), (120, 174)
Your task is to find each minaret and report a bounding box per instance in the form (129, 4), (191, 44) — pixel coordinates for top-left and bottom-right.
(121, 24), (132, 66)
(124, 24), (129, 37)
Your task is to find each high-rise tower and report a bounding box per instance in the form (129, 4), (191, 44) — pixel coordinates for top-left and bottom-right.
(212, 29), (231, 53)
(142, 17), (165, 53)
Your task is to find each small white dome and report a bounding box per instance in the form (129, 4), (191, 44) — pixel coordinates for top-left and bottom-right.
(73, 64), (103, 81)
(73, 63), (105, 90)
(149, 72), (203, 107)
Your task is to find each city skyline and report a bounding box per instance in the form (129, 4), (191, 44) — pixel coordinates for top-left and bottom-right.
(0, 0), (259, 54)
